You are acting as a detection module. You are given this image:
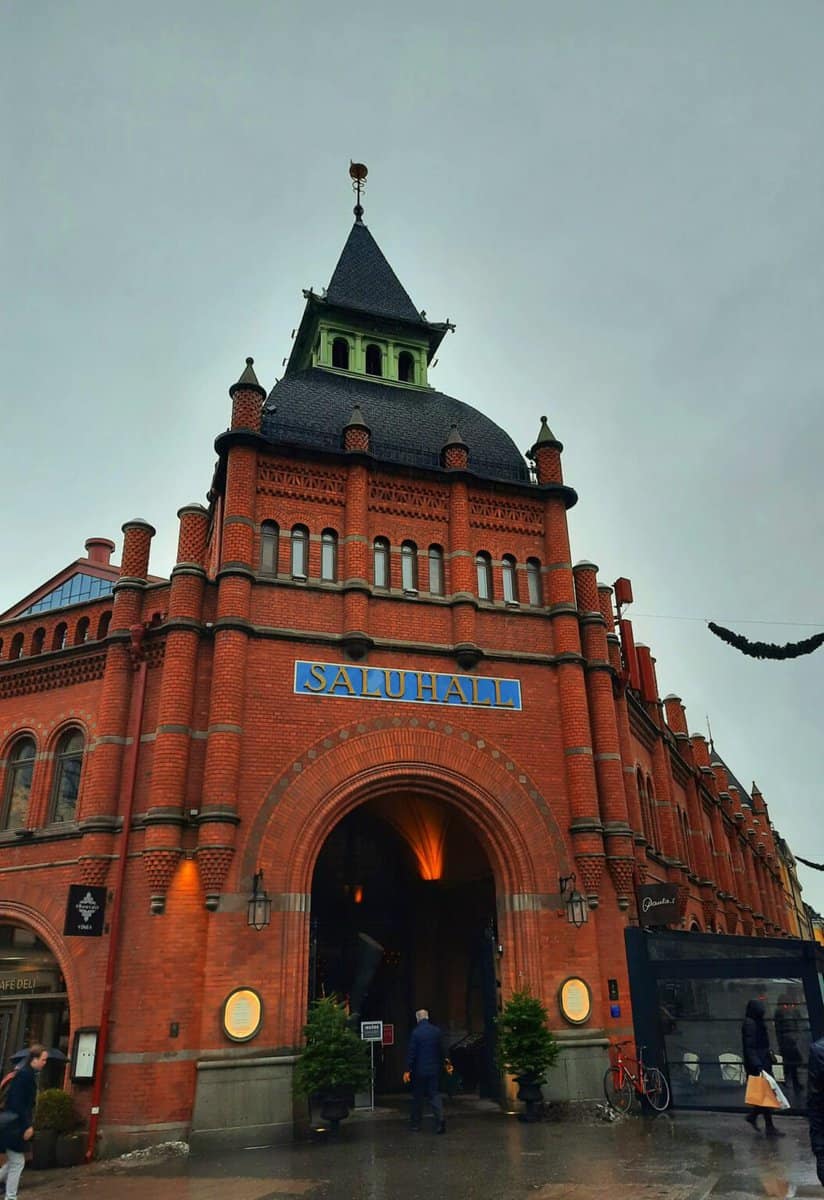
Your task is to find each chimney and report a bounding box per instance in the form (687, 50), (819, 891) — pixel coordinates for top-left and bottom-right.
(85, 537), (115, 567)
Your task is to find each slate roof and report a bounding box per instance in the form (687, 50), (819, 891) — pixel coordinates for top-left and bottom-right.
(263, 369), (530, 484)
(325, 222), (424, 325)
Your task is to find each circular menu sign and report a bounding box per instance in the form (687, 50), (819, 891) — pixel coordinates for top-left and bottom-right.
(222, 987), (263, 1042)
(559, 977), (592, 1026)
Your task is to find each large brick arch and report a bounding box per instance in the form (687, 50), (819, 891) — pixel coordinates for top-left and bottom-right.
(242, 713), (571, 897)
(0, 899), (82, 1029)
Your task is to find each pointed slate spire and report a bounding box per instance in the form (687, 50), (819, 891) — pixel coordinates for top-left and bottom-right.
(326, 223), (423, 324)
(441, 422), (469, 469)
(343, 403), (371, 452)
(345, 403), (370, 432)
(528, 415), (562, 457)
(229, 357), (266, 399)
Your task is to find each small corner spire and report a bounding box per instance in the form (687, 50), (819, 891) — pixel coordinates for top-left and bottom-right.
(229, 356), (266, 400)
(349, 161), (368, 222)
(345, 403), (370, 431)
(444, 422), (467, 449)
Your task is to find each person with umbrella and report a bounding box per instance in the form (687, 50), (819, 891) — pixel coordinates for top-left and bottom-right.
(0, 1044), (49, 1199)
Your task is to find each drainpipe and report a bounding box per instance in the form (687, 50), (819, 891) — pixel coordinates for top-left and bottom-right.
(85, 625), (148, 1161)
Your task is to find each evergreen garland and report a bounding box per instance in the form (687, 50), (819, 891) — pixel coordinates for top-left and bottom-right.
(708, 622), (824, 660)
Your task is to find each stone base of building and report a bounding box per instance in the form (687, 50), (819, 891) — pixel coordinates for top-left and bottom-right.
(542, 1029), (610, 1103)
(189, 1054), (298, 1153)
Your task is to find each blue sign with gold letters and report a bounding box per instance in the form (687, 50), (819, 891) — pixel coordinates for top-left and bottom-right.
(294, 661), (522, 711)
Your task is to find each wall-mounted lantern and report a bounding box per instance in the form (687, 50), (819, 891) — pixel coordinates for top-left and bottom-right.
(559, 873), (588, 928)
(247, 870), (272, 931)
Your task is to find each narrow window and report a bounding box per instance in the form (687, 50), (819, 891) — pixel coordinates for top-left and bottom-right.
(373, 538), (390, 589)
(321, 530), (338, 582)
(398, 351), (415, 383)
(502, 556), (517, 603)
(97, 611), (112, 640)
(50, 729), (84, 824)
(10, 633), (23, 660)
(52, 623), (68, 651)
(260, 521), (279, 574)
(401, 541), (418, 592)
(291, 525), (309, 579)
(526, 558), (542, 606)
(74, 617), (90, 646)
(365, 344), (382, 377)
(428, 545), (445, 596)
(332, 338), (349, 370)
(31, 628), (46, 656)
(2, 736), (36, 831)
(476, 552), (493, 601)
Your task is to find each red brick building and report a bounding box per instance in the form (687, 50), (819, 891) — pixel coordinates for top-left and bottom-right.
(0, 194), (798, 1151)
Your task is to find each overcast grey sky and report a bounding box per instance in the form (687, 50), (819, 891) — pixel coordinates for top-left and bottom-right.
(2, 2), (822, 910)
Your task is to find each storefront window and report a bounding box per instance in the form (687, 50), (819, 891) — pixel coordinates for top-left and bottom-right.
(659, 975), (810, 1109)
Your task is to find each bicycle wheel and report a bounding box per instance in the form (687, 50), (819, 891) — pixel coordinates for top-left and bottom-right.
(603, 1066), (633, 1113)
(643, 1066), (670, 1111)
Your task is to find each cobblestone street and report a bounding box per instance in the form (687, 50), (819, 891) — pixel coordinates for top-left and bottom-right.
(13, 1104), (824, 1200)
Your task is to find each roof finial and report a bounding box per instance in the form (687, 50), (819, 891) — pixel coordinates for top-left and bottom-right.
(350, 161), (368, 222)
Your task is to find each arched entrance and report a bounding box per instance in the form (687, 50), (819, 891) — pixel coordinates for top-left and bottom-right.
(309, 793), (501, 1096)
(0, 922), (69, 1088)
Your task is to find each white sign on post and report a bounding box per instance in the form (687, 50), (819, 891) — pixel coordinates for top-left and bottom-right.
(360, 1020), (383, 1042)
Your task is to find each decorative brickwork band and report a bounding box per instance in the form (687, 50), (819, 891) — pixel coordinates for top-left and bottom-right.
(196, 845), (236, 910)
(142, 849), (183, 914)
(78, 855), (113, 887)
(701, 896), (717, 928)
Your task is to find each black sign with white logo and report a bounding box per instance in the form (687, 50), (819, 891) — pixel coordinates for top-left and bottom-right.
(636, 883), (679, 926)
(64, 885), (107, 937)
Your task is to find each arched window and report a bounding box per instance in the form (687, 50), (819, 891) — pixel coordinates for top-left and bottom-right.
(502, 555), (517, 604)
(526, 558), (542, 606)
(97, 611), (112, 640)
(401, 541), (418, 592)
(49, 729), (84, 823)
(476, 552), (493, 601)
(260, 521), (279, 575)
(74, 617), (90, 645)
(365, 344), (382, 377)
(398, 351), (415, 383)
(2, 736), (36, 831)
(637, 770), (651, 844)
(52, 623), (68, 651)
(321, 530), (338, 582)
(646, 774), (661, 849)
(332, 337), (350, 370)
(31, 628), (46, 656)
(373, 538), (390, 589)
(10, 633), (23, 660)
(290, 525), (309, 579)
(428, 545), (445, 596)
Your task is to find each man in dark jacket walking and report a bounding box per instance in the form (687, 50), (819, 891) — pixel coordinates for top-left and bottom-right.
(404, 1009), (449, 1134)
(809, 1037), (824, 1186)
(742, 999), (784, 1137)
(0, 1044), (49, 1199)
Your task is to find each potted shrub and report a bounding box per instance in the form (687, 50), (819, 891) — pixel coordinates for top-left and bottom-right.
(496, 988), (559, 1122)
(32, 1088), (77, 1169)
(294, 996), (371, 1134)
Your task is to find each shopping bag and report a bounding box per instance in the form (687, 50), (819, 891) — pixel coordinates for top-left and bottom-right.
(762, 1070), (791, 1110)
(744, 1073), (773, 1107)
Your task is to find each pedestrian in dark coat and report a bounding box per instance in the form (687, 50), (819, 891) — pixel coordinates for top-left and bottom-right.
(0, 1044), (49, 1200)
(742, 999), (784, 1137)
(808, 1036), (824, 1186)
(403, 1009), (450, 1134)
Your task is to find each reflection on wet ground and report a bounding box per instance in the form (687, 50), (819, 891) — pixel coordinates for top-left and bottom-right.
(16, 1101), (824, 1199)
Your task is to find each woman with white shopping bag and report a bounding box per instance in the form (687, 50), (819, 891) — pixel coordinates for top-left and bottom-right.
(741, 998), (790, 1137)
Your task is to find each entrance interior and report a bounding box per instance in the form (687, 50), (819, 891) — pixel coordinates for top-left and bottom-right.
(0, 924), (70, 1090)
(310, 794), (501, 1097)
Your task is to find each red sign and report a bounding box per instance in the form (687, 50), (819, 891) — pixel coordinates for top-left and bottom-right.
(382, 1023), (394, 1046)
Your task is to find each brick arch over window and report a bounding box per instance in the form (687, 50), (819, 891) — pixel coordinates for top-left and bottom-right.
(239, 715), (570, 1045)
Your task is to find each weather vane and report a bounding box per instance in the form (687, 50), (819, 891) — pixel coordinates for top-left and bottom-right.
(350, 161), (368, 222)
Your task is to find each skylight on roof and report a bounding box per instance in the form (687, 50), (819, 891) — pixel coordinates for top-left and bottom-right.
(21, 573), (114, 616)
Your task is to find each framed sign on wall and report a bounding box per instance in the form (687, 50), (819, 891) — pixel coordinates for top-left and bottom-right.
(221, 988), (264, 1043)
(558, 977), (593, 1026)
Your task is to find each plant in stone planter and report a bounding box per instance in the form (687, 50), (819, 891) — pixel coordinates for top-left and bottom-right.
(496, 988), (559, 1122)
(294, 996), (371, 1134)
(32, 1088), (78, 1169)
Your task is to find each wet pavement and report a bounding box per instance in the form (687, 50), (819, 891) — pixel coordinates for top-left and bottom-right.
(13, 1099), (824, 1199)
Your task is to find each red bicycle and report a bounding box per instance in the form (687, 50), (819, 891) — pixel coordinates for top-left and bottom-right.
(603, 1039), (670, 1112)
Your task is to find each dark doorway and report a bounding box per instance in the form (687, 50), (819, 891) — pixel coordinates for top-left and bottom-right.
(310, 796), (501, 1098)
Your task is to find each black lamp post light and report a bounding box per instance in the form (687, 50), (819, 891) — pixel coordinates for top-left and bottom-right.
(247, 870), (272, 931)
(559, 873), (588, 928)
